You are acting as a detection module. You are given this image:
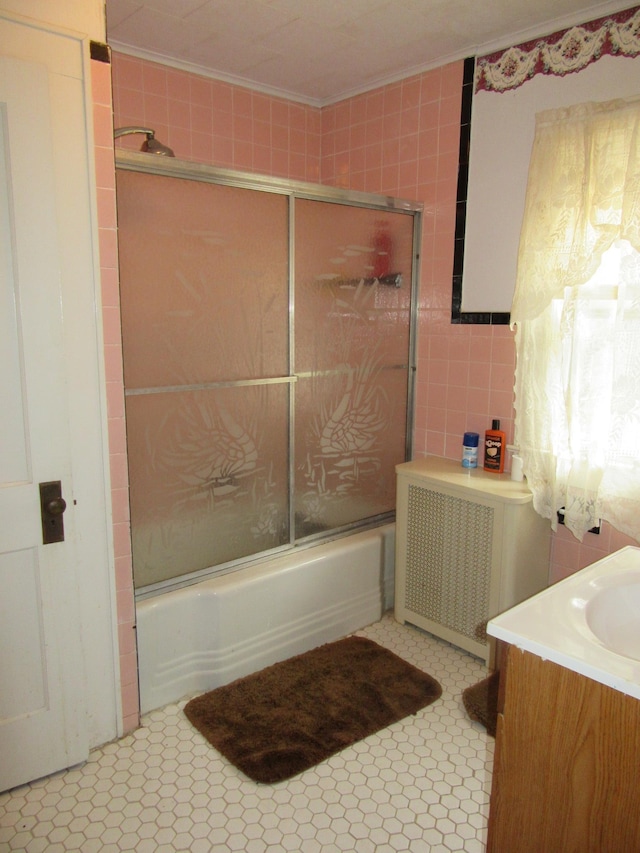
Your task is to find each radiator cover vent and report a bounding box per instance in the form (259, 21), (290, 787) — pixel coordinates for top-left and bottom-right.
(395, 458), (551, 666)
(406, 484), (493, 644)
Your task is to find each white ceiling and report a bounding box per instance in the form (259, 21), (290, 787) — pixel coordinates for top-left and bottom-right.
(106, 0), (633, 105)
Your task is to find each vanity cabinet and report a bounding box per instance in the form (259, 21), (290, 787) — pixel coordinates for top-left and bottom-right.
(487, 644), (640, 852)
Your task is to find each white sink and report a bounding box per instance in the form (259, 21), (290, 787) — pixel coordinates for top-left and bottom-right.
(586, 580), (640, 662)
(488, 546), (640, 701)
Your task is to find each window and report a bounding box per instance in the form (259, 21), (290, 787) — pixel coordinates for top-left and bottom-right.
(511, 97), (640, 541)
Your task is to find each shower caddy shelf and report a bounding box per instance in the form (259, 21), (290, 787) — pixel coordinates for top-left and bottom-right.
(394, 456), (550, 665)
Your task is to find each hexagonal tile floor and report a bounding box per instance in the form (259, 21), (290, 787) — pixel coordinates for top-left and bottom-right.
(0, 614), (494, 852)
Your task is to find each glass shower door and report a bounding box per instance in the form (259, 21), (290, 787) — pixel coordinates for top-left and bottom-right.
(117, 170), (291, 588)
(294, 199), (414, 537)
(117, 161), (419, 591)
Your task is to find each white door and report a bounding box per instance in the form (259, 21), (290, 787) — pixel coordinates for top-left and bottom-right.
(0, 31), (89, 790)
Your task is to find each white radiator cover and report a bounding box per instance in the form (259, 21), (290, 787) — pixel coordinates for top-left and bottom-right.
(395, 457), (550, 664)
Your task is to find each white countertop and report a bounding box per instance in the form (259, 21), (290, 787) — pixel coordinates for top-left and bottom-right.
(488, 545), (640, 700)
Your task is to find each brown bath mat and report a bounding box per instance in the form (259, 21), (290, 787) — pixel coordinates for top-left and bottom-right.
(184, 635), (442, 784)
(462, 671), (499, 737)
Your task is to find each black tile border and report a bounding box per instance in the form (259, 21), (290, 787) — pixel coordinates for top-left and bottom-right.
(90, 41), (111, 63)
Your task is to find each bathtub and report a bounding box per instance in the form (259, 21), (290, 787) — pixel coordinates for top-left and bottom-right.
(136, 524), (395, 713)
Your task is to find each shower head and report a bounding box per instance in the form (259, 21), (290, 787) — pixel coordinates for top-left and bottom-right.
(141, 134), (175, 156)
(114, 126), (175, 157)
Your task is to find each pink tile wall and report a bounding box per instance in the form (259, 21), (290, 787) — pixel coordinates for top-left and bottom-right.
(548, 522), (637, 585)
(111, 54), (321, 182)
(105, 51), (637, 729)
(91, 57), (140, 734)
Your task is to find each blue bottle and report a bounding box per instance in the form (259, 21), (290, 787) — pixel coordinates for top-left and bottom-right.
(462, 432), (479, 468)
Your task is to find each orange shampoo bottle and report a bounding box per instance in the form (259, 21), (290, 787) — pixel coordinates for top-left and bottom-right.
(483, 419), (506, 473)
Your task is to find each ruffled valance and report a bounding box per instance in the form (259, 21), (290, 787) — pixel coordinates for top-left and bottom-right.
(476, 6), (640, 93)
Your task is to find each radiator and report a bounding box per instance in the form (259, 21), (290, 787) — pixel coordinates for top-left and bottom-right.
(395, 457), (550, 664)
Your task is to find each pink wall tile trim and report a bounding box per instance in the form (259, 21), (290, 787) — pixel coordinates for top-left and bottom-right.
(91, 59), (112, 106)
(92, 57), (139, 734)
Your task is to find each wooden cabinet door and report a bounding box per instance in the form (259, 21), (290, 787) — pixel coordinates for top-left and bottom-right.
(487, 646), (640, 853)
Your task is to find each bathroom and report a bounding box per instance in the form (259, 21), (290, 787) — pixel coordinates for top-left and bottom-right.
(109, 0), (640, 727)
(1, 0), (639, 849)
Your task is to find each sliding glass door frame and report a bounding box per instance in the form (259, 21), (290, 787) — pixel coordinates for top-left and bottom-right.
(116, 151), (422, 598)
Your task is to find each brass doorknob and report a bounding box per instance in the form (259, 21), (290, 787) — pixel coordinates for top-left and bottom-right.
(46, 497), (67, 516)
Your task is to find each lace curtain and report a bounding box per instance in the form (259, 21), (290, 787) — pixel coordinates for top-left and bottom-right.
(512, 97), (640, 542)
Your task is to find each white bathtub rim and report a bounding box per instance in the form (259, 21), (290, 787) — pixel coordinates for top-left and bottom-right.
(137, 524), (395, 713)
